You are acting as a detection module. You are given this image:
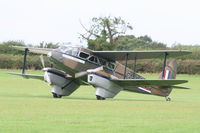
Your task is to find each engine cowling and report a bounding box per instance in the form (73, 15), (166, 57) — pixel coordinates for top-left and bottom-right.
(44, 68), (79, 96)
(88, 73), (123, 98)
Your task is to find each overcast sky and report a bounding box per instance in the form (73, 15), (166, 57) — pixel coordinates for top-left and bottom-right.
(0, 0), (200, 46)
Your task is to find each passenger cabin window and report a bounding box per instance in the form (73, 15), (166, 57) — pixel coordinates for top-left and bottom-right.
(88, 56), (99, 64)
(99, 58), (107, 66)
(79, 52), (89, 59)
(107, 62), (115, 70)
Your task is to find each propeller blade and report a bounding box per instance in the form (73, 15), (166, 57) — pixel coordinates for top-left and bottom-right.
(75, 66), (104, 78)
(87, 66), (104, 73)
(40, 55), (45, 68)
(75, 71), (88, 78)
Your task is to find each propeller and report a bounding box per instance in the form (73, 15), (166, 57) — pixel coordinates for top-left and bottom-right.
(75, 66), (104, 78)
(40, 55), (45, 68)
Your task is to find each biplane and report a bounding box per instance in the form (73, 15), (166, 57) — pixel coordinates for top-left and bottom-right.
(8, 45), (191, 101)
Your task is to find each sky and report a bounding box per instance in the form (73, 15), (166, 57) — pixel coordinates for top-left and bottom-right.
(0, 0), (200, 46)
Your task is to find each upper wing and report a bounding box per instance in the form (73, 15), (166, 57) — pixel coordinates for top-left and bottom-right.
(92, 50), (191, 62)
(111, 79), (188, 87)
(12, 46), (53, 55)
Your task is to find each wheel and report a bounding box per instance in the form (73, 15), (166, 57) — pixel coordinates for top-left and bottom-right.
(96, 95), (106, 100)
(165, 97), (171, 101)
(52, 92), (62, 98)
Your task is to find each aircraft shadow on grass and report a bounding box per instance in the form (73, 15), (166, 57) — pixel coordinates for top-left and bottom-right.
(0, 93), (185, 102)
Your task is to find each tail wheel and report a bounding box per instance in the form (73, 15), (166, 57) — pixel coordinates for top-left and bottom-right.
(165, 97), (171, 101)
(96, 95), (106, 100)
(52, 92), (62, 98)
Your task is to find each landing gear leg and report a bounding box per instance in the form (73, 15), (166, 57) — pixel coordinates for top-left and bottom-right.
(96, 95), (106, 100)
(52, 92), (62, 98)
(165, 97), (171, 101)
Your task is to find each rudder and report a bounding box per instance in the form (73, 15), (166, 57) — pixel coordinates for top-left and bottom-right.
(159, 59), (177, 80)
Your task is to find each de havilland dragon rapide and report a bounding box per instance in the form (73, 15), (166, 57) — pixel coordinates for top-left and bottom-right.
(8, 45), (191, 101)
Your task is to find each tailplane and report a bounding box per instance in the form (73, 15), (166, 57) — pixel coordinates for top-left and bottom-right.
(152, 60), (178, 98)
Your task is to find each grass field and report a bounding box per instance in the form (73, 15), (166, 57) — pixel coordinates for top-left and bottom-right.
(0, 69), (200, 133)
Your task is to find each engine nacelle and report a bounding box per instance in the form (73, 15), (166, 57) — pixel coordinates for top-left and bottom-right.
(44, 68), (79, 96)
(88, 73), (123, 98)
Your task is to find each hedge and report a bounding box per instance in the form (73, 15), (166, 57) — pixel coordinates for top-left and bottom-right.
(0, 54), (199, 74)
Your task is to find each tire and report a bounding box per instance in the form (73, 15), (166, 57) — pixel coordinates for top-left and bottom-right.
(96, 95), (106, 100)
(52, 92), (62, 98)
(165, 97), (171, 101)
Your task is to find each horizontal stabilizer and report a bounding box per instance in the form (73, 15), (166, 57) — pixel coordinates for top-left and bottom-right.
(12, 46), (53, 55)
(111, 79), (188, 87)
(171, 86), (191, 89)
(7, 72), (44, 80)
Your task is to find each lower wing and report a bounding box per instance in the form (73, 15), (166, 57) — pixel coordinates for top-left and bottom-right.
(7, 72), (44, 80)
(7, 72), (89, 85)
(111, 79), (188, 87)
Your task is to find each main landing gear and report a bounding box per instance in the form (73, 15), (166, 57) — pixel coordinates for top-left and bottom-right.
(52, 92), (62, 98)
(165, 97), (171, 101)
(96, 95), (106, 100)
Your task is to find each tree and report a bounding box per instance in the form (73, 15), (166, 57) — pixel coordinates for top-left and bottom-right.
(137, 35), (152, 43)
(114, 35), (167, 50)
(0, 41), (25, 55)
(80, 16), (133, 50)
(39, 42), (60, 49)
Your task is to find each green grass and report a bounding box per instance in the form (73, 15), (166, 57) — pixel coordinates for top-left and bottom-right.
(0, 69), (200, 133)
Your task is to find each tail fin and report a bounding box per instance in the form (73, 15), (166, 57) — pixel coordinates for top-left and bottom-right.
(159, 59), (177, 80)
(152, 60), (177, 97)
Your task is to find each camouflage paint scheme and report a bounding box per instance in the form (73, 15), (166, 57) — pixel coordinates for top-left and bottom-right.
(49, 46), (184, 98)
(9, 45), (190, 100)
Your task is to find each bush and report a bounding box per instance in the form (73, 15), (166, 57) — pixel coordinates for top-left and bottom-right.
(134, 59), (200, 74)
(0, 54), (199, 74)
(0, 54), (50, 70)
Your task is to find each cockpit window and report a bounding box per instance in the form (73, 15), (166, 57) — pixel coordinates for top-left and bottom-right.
(65, 48), (72, 55)
(79, 52), (89, 59)
(72, 48), (79, 56)
(59, 46), (67, 53)
(59, 46), (79, 56)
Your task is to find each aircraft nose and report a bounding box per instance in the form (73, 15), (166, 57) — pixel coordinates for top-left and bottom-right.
(48, 49), (63, 63)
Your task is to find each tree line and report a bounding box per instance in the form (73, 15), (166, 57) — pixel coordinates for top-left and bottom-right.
(0, 16), (199, 74)
(0, 40), (199, 74)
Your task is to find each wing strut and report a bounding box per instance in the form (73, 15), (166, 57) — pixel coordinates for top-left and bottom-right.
(162, 52), (168, 79)
(134, 57), (137, 72)
(22, 48), (29, 74)
(124, 53), (129, 79)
